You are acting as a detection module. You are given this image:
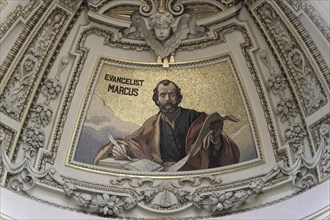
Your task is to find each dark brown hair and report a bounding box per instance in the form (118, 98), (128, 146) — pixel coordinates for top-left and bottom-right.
(152, 79), (182, 105)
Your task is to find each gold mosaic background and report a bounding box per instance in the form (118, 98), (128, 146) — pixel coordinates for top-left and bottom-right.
(95, 62), (249, 135)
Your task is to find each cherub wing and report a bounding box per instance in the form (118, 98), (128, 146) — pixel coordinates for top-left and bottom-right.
(121, 12), (150, 39)
(160, 13), (191, 58)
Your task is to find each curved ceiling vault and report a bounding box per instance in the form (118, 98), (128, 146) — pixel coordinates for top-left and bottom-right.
(0, 0), (329, 219)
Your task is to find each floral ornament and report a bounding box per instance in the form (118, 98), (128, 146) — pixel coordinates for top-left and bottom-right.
(321, 151), (330, 174)
(191, 194), (204, 205)
(276, 98), (297, 122)
(140, 189), (157, 202)
(23, 57), (37, 73)
(300, 173), (316, 189)
(267, 73), (287, 96)
(9, 169), (36, 192)
(294, 167), (316, 189)
(285, 123), (306, 152)
(123, 196), (138, 210)
(22, 126), (45, 154)
(319, 123), (330, 174)
(63, 182), (77, 196)
(31, 14), (64, 57)
(1, 77), (29, 114)
(302, 76), (326, 110)
(249, 180), (264, 194)
(261, 5), (293, 50)
(289, 50), (304, 72)
(97, 194), (125, 216)
(31, 104), (53, 127)
(203, 192), (234, 212)
(77, 193), (93, 208)
(0, 129), (5, 143)
(41, 78), (62, 101)
(173, 189), (193, 203)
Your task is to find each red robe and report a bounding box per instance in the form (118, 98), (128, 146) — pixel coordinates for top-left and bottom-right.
(94, 111), (240, 170)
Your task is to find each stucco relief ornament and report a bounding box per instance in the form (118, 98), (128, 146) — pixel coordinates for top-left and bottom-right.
(41, 78), (62, 103)
(31, 104), (53, 127)
(276, 98), (297, 123)
(21, 126), (45, 159)
(0, 129), (4, 144)
(120, 0), (208, 67)
(288, 49), (326, 112)
(319, 123), (330, 174)
(0, 13), (65, 117)
(285, 122), (306, 153)
(261, 5), (293, 50)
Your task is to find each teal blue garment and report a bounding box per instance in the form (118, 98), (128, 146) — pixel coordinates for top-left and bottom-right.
(160, 107), (202, 162)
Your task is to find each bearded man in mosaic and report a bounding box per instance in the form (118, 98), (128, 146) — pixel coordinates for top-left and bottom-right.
(94, 79), (240, 170)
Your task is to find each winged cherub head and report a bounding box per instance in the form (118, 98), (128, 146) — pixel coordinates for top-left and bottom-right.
(149, 11), (175, 42)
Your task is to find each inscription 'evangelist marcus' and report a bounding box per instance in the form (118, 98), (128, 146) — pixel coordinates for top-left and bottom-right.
(104, 74), (144, 96)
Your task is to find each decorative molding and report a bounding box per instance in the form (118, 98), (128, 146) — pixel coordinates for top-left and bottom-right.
(59, 0), (82, 12)
(310, 114), (330, 181)
(0, 0), (7, 12)
(0, 124), (16, 184)
(1, 132), (326, 217)
(86, 0), (243, 66)
(286, 0), (330, 43)
(255, 2), (327, 117)
(21, 55), (69, 161)
(11, 5), (86, 167)
(0, 8), (69, 121)
(0, 0), (42, 40)
(259, 50), (307, 160)
(0, 1), (52, 83)
(276, 0), (330, 89)
(119, 1), (209, 65)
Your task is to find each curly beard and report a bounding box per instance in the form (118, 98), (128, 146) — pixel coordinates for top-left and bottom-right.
(158, 103), (178, 114)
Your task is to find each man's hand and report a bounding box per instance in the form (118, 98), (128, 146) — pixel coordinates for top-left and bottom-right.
(209, 119), (224, 143)
(112, 144), (128, 160)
